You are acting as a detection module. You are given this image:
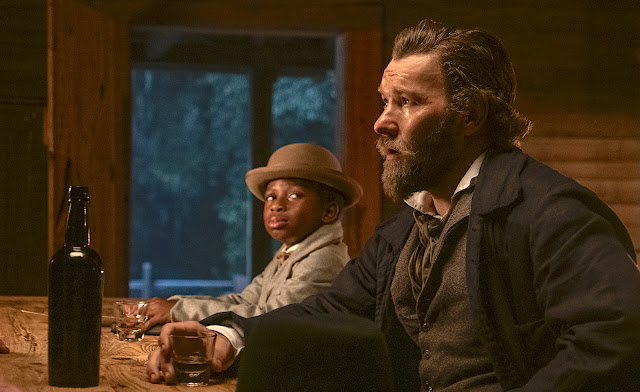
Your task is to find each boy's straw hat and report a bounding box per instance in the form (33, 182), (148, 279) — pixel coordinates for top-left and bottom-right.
(245, 143), (363, 208)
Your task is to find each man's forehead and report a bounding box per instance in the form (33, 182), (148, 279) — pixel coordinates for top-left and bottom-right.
(378, 54), (443, 91)
(382, 66), (411, 78)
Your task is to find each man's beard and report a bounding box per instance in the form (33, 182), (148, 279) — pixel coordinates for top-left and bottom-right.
(377, 113), (461, 202)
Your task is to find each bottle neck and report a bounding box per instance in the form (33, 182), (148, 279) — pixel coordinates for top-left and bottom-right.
(65, 200), (90, 247)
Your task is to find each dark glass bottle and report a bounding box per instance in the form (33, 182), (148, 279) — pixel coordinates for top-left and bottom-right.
(48, 186), (104, 387)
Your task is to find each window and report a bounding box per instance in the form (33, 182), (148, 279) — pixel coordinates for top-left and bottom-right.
(129, 28), (338, 298)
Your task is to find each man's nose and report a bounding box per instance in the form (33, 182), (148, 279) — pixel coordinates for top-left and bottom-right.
(373, 108), (399, 138)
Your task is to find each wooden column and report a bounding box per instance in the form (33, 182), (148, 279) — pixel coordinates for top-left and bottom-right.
(337, 31), (383, 258)
(47, 0), (131, 296)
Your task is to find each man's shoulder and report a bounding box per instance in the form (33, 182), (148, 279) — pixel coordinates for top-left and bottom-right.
(494, 149), (592, 200)
(475, 147), (586, 213)
(485, 147), (579, 187)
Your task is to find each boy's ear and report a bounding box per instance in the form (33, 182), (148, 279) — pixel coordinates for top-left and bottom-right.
(321, 202), (340, 224)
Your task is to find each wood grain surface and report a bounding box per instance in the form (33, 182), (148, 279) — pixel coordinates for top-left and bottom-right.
(0, 297), (237, 392)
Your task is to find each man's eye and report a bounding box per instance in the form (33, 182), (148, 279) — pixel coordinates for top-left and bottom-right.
(402, 97), (410, 105)
(289, 193), (301, 199)
(265, 195), (275, 201)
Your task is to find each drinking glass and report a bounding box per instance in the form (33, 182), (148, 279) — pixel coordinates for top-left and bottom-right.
(114, 300), (149, 342)
(170, 330), (217, 386)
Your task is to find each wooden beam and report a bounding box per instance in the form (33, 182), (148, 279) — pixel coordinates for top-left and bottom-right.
(338, 30), (382, 258)
(47, 0), (131, 296)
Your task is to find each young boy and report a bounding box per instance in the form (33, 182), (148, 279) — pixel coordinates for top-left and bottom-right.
(145, 143), (362, 328)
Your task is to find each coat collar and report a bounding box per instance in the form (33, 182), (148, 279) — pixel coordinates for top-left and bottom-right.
(276, 220), (345, 265)
(473, 147), (527, 217)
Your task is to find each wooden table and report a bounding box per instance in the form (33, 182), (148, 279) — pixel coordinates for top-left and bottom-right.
(0, 296), (237, 392)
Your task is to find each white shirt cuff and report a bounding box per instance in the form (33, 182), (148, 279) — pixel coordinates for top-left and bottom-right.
(206, 325), (245, 355)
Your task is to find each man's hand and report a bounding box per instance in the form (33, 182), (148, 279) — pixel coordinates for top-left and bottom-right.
(0, 339), (9, 354)
(146, 321), (237, 384)
(145, 297), (177, 329)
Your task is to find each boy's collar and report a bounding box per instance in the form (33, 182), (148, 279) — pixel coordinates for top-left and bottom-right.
(282, 243), (299, 254)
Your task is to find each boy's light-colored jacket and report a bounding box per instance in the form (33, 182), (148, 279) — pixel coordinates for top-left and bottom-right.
(168, 221), (349, 321)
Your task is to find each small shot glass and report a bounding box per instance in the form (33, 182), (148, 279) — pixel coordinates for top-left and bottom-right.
(114, 300), (149, 342)
(170, 330), (217, 386)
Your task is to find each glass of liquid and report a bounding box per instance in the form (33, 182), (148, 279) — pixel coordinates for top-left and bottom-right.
(170, 330), (217, 386)
(114, 300), (149, 342)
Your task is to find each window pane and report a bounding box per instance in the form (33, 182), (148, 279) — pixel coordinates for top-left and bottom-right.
(272, 70), (337, 153)
(129, 69), (251, 297)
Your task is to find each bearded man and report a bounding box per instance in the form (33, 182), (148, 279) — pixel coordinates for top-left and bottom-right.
(147, 19), (640, 391)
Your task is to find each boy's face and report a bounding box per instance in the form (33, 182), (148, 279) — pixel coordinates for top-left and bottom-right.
(263, 179), (333, 246)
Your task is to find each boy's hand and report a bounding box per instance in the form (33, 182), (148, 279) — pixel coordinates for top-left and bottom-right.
(146, 321), (237, 384)
(145, 297), (177, 329)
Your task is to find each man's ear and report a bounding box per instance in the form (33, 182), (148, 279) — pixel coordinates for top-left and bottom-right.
(462, 95), (488, 137)
(321, 202), (340, 224)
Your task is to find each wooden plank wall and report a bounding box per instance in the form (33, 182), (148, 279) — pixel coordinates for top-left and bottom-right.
(0, 0), (48, 295)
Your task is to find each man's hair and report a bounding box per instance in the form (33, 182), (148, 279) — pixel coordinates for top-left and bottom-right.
(392, 19), (532, 148)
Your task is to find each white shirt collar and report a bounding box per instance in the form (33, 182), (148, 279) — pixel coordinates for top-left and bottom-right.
(283, 243), (299, 254)
(404, 152), (486, 215)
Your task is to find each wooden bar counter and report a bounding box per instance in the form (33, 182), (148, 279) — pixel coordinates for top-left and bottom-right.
(0, 296), (237, 392)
